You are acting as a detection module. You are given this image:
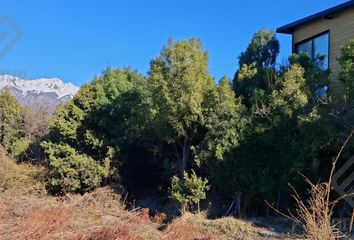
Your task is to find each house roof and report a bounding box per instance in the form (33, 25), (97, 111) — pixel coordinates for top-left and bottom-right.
(277, 1), (354, 34)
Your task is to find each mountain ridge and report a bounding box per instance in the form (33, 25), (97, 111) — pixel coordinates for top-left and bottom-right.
(0, 75), (80, 112)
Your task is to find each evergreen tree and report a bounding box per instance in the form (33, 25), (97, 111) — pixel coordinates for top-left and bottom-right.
(169, 170), (210, 213)
(149, 38), (216, 174)
(233, 29), (280, 100)
(339, 40), (354, 100)
(45, 68), (156, 193)
(0, 91), (24, 153)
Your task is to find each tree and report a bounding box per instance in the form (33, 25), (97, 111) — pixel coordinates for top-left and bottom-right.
(148, 38), (215, 174)
(238, 29), (279, 68)
(45, 67), (156, 193)
(169, 170), (210, 213)
(216, 64), (311, 215)
(193, 76), (248, 167)
(233, 29), (280, 100)
(219, 30), (344, 216)
(0, 91), (24, 153)
(15, 107), (51, 162)
(289, 52), (329, 97)
(339, 40), (354, 101)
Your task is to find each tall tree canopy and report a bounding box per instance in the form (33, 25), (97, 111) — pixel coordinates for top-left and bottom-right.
(339, 40), (354, 100)
(148, 38), (214, 173)
(222, 29), (343, 215)
(39, 32), (347, 218)
(233, 29), (280, 100)
(45, 68), (155, 193)
(149, 38), (247, 175)
(0, 91), (23, 153)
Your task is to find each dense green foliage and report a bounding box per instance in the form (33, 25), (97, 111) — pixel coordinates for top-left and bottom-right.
(149, 39), (247, 176)
(222, 30), (343, 215)
(43, 39), (248, 194)
(8, 29), (346, 216)
(0, 91), (50, 160)
(339, 40), (354, 100)
(41, 141), (107, 194)
(233, 29), (280, 101)
(289, 52), (330, 96)
(149, 38), (214, 174)
(0, 91), (24, 153)
(169, 170), (210, 212)
(43, 68), (153, 192)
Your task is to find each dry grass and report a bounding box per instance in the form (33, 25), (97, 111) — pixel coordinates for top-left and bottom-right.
(77, 227), (146, 240)
(69, 189), (162, 240)
(163, 213), (217, 240)
(290, 131), (354, 240)
(0, 146), (46, 196)
(0, 187), (160, 240)
(267, 130), (354, 240)
(163, 213), (259, 240)
(0, 148), (289, 240)
(0, 186), (269, 240)
(12, 206), (73, 239)
(286, 178), (341, 240)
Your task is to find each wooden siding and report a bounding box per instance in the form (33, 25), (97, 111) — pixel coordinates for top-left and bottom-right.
(293, 7), (354, 95)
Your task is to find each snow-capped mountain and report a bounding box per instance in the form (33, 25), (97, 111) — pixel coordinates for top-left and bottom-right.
(0, 75), (80, 112)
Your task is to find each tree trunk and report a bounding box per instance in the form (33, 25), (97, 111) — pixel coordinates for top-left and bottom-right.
(276, 191), (281, 210)
(234, 192), (241, 217)
(181, 203), (188, 214)
(242, 194), (248, 218)
(181, 137), (190, 174)
(266, 204), (270, 218)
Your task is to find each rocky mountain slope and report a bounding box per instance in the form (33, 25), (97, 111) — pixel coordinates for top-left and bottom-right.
(0, 75), (80, 112)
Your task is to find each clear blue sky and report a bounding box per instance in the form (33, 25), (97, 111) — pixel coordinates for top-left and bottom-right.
(0, 0), (348, 86)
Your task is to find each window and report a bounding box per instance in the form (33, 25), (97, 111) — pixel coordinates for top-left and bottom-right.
(295, 32), (329, 69)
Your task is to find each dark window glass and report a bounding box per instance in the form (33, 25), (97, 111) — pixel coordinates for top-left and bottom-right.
(314, 33), (329, 69)
(295, 32), (329, 69)
(297, 40), (312, 59)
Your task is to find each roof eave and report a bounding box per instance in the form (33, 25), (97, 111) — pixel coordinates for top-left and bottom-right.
(276, 1), (354, 35)
(276, 27), (293, 34)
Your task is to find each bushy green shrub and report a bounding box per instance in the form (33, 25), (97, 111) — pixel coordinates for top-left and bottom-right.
(41, 141), (107, 194)
(339, 40), (354, 100)
(289, 52), (330, 96)
(11, 138), (31, 159)
(169, 170), (210, 213)
(46, 68), (152, 191)
(0, 91), (23, 153)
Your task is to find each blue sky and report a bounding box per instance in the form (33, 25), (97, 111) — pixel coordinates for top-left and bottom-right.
(0, 0), (348, 86)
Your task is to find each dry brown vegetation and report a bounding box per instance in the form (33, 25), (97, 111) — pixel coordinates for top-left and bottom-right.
(0, 186), (270, 240)
(285, 177), (341, 240)
(0, 145), (46, 196)
(0, 147), (294, 240)
(267, 131), (354, 240)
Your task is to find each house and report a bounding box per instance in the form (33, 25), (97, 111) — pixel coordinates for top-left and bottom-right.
(277, 1), (354, 95)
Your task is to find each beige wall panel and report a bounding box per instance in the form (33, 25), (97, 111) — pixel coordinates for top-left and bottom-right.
(292, 8), (354, 96)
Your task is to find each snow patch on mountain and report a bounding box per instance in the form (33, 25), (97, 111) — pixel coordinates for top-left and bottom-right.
(0, 75), (79, 99)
